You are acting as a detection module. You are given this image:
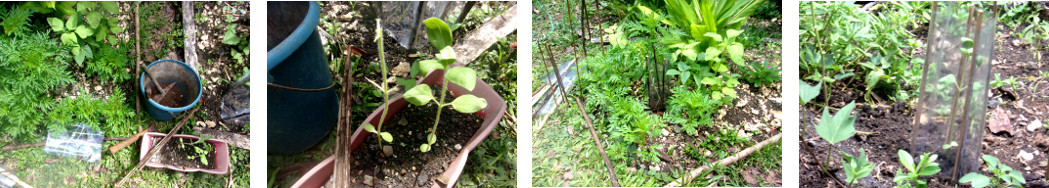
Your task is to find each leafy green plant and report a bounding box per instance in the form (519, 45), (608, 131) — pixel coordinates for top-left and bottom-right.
(361, 19), (394, 150)
(1, 4), (34, 37)
(221, 24), (249, 65)
(47, 88), (136, 138)
(739, 57), (781, 87)
(43, 1), (124, 65)
(959, 155), (1025, 188)
(842, 149), (874, 188)
(402, 18), (488, 152)
(188, 136), (214, 166)
(85, 40), (132, 83)
(814, 101), (856, 169)
(666, 87), (718, 135)
(893, 150), (941, 188)
(0, 31), (76, 141)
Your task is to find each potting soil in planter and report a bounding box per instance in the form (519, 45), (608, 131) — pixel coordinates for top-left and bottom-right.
(149, 85), (185, 107)
(336, 100), (482, 187)
(149, 138), (217, 170)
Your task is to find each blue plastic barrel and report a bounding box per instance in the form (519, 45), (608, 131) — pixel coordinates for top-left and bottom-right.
(267, 1), (338, 155)
(139, 59), (202, 121)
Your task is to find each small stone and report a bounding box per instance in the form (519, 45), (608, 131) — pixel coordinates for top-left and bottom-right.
(205, 120), (216, 128)
(1029, 119), (1043, 132)
(988, 108), (1013, 135)
(454, 144), (462, 150)
(401, 169), (406, 174)
(412, 166), (416, 170)
(662, 129), (669, 136)
(94, 85), (102, 91)
(363, 175), (375, 186)
(562, 172), (574, 179)
(196, 121), (206, 128)
(1019, 150), (1035, 163)
(416, 174), (429, 186)
(382, 146), (394, 157)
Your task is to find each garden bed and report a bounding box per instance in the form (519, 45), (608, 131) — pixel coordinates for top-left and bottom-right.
(800, 2), (1049, 187)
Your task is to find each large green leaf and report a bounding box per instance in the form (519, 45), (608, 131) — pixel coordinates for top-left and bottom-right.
(403, 85), (434, 106)
(86, 11), (102, 28)
(898, 150), (915, 173)
(800, 81), (821, 104)
(65, 12), (80, 30)
(75, 25), (94, 38)
(816, 101), (856, 144)
(76, 1), (96, 12)
(47, 17), (65, 32)
(865, 68), (884, 91)
(423, 18), (453, 49)
(100, 1), (119, 13)
(449, 94), (486, 113)
(445, 67), (476, 91)
(57, 1), (76, 15)
(418, 60), (444, 75)
(726, 43), (744, 65)
(959, 173), (991, 188)
(60, 32), (78, 46)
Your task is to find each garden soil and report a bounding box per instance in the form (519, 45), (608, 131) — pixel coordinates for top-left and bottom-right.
(800, 24), (1049, 188)
(335, 98), (483, 187)
(149, 137), (217, 170)
(193, 2), (251, 134)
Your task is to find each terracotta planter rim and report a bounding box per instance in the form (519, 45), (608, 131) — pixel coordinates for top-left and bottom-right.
(140, 132), (231, 174)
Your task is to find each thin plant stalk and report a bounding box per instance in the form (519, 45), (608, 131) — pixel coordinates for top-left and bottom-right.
(430, 77), (450, 135)
(376, 19), (390, 149)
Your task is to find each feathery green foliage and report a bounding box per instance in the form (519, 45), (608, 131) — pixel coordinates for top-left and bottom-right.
(0, 31), (76, 141)
(1, 4), (34, 37)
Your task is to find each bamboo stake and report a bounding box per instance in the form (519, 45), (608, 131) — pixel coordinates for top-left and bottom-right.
(666, 133), (782, 187)
(135, 2), (142, 119)
(544, 44), (619, 187)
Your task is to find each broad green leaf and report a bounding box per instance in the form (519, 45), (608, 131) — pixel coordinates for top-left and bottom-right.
(418, 60), (444, 75)
(899, 150), (915, 173)
(77, 1), (96, 11)
(47, 17), (65, 32)
(86, 11), (102, 28)
(75, 25), (94, 38)
(65, 12), (80, 30)
(57, 2), (76, 15)
(420, 144), (431, 152)
(427, 133), (436, 144)
(379, 132), (393, 142)
(445, 67), (476, 91)
(449, 94), (486, 113)
(816, 101), (856, 144)
(363, 123), (377, 133)
(726, 29), (742, 39)
(959, 173), (991, 188)
(423, 18), (453, 49)
(666, 69), (680, 76)
(721, 87), (736, 99)
(712, 62), (728, 73)
(703, 32), (722, 42)
(726, 43), (744, 65)
(681, 71), (691, 84)
(712, 91), (723, 101)
(61, 32), (78, 46)
(74, 46), (84, 64)
(437, 46), (457, 65)
(704, 47), (722, 61)
(800, 81), (821, 104)
(403, 85), (434, 106)
(81, 45), (93, 59)
(94, 24), (108, 41)
(865, 69), (884, 91)
(700, 77), (718, 85)
(101, 1), (119, 13)
(981, 155), (999, 169)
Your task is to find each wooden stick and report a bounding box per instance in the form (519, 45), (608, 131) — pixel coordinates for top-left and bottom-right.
(116, 107), (199, 187)
(666, 133), (781, 187)
(334, 42), (355, 188)
(2, 137), (129, 151)
(135, 2), (142, 120)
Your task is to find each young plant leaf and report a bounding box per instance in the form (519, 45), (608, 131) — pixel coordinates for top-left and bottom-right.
(418, 60), (444, 75)
(75, 25), (93, 38)
(726, 43), (744, 65)
(445, 67), (476, 91)
(420, 144), (431, 152)
(800, 81), (822, 104)
(100, 1), (118, 13)
(363, 123), (377, 133)
(427, 133), (436, 144)
(816, 101), (857, 144)
(959, 173), (991, 188)
(86, 11), (102, 28)
(423, 18), (453, 49)
(842, 149), (874, 184)
(403, 85), (434, 106)
(899, 149), (915, 173)
(379, 132), (393, 142)
(47, 17), (65, 32)
(449, 94), (486, 113)
(437, 47), (457, 65)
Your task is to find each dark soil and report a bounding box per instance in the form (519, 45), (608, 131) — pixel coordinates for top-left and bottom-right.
(149, 83), (185, 107)
(267, 1), (308, 50)
(192, 1), (251, 134)
(800, 16), (1049, 188)
(150, 137), (217, 170)
(341, 96), (484, 187)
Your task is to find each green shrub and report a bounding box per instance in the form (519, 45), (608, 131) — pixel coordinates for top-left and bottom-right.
(0, 31), (76, 141)
(40, 1), (125, 64)
(666, 87), (719, 135)
(1, 4), (34, 37)
(85, 41), (132, 83)
(48, 88), (136, 138)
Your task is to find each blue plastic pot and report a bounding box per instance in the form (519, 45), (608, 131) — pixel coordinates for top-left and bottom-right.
(139, 59), (202, 121)
(267, 1), (338, 155)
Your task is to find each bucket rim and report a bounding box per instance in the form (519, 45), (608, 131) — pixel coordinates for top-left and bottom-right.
(266, 1), (320, 71)
(139, 59), (203, 111)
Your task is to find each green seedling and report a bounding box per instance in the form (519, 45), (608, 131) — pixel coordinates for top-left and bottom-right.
(894, 150), (941, 188)
(959, 155), (1025, 188)
(800, 81), (822, 105)
(362, 19), (394, 150)
(842, 149), (874, 188)
(815, 100), (857, 170)
(403, 18), (487, 152)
